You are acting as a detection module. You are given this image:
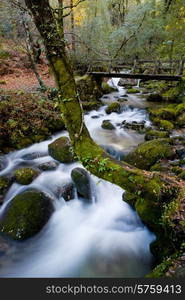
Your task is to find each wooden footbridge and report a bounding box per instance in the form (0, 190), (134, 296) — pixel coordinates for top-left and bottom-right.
(87, 59), (184, 81)
(88, 72), (182, 81)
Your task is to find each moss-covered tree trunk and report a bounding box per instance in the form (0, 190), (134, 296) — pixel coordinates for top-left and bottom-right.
(25, 0), (185, 267)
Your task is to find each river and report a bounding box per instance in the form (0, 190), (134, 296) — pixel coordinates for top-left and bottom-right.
(0, 78), (155, 277)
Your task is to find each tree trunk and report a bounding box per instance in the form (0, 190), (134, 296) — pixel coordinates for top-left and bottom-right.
(25, 0), (185, 263)
(70, 0), (76, 54)
(21, 10), (46, 91)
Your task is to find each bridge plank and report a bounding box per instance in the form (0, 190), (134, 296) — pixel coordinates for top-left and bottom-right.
(88, 72), (182, 81)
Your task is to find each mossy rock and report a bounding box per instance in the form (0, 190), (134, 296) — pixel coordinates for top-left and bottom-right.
(175, 103), (185, 116)
(0, 176), (11, 204)
(14, 168), (39, 185)
(48, 137), (74, 163)
(162, 87), (182, 103)
(124, 139), (174, 170)
(146, 93), (163, 102)
(0, 189), (54, 240)
(177, 112), (185, 127)
(71, 168), (91, 200)
(0, 177), (10, 195)
(150, 163), (170, 172)
(145, 130), (170, 141)
(82, 101), (100, 111)
(127, 88), (140, 94)
(105, 102), (121, 114)
(149, 107), (176, 121)
(101, 82), (118, 94)
(101, 120), (115, 130)
(37, 161), (59, 171)
(153, 119), (174, 131)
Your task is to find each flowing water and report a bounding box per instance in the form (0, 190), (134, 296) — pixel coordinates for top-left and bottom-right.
(0, 78), (155, 278)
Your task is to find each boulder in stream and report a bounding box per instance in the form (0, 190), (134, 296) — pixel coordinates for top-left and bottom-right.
(101, 120), (115, 130)
(71, 168), (91, 200)
(14, 168), (40, 185)
(60, 182), (75, 202)
(0, 189), (54, 240)
(37, 161), (59, 171)
(48, 137), (74, 163)
(101, 82), (118, 94)
(105, 102), (121, 114)
(124, 139), (174, 170)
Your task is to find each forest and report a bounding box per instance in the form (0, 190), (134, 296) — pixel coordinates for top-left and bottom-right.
(0, 0), (185, 278)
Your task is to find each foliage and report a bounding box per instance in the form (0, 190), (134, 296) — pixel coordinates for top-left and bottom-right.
(0, 90), (65, 151)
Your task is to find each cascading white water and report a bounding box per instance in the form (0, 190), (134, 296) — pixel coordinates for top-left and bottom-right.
(0, 78), (155, 277)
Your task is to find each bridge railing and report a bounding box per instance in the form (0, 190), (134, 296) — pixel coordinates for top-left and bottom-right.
(87, 59), (185, 75)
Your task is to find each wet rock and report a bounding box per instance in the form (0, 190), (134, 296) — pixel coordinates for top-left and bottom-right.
(124, 139), (174, 170)
(101, 120), (115, 130)
(102, 82), (118, 93)
(91, 115), (100, 119)
(0, 176), (12, 205)
(37, 161), (59, 171)
(61, 183), (75, 202)
(127, 88), (140, 94)
(145, 130), (170, 141)
(122, 120), (146, 131)
(118, 98), (128, 102)
(147, 93), (163, 102)
(82, 101), (100, 111)
(105, 102), (121, 114)
(14, 168), (40, 185)
(0, 189), (54, 241)
(48, 137), (74, 163)
(71, 168), (91, 200)
(176, 148), (185, 158)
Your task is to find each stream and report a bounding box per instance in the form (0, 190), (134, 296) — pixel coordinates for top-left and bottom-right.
(0, 78), (155, 278)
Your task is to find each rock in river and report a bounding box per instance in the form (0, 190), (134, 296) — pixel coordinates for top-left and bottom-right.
(0, 189), (54, 240)
(71, 168), (91, 200)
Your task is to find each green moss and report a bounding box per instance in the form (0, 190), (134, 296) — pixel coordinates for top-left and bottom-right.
(14, 168), (39, 185)
(101, 120), (115, 130)
(105, 102), (121, 114)
(0, 177), (10, 195)
(162, 87), (182, 103)
(146, 257), (174, 278)
(153, 119), (174, 131)
(172, 166), (183, 175)
(75, 75), (103, 101)
(177, 112), (185, 127)
(150, 163), (168, 172)
(101, 82), (117, 93)
(178, 171), (185, 180)
(127, 88), (140, 94)
(48, 137), (74, 163)
(82, 101), (100, 111)
(0, 190), (53, 240)
(145, 130), (169, 141)
(175, 103), (185, 116)
(124, 139), (174, 170)
(135, 196), (161, 228)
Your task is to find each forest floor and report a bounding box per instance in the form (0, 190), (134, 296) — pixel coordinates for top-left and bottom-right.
(0, 63), (55, 92)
